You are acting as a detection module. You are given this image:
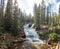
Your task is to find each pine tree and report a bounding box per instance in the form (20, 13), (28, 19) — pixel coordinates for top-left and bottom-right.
(19, 10), (23, 31)
(37, 4), (40, 29)
(41, 0), (46, 24)
(4, 0), (13, 32)
(49, 5), (51, 25)
(11, 0), (19, 36)
(58, 5), (60, 25)
(34, 4), (37, 28)
(0, 0), (5, 23)
(0, 0), (5, 33)
(46, 6), (49, 25)
(18, 9), (26, 38)
(59, 5), (60, 15)
(34, 4), (40, 30)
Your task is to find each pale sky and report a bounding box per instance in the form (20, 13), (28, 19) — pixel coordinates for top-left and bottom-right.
(17, 0), (60, 16)
(4, 0), (60, 16)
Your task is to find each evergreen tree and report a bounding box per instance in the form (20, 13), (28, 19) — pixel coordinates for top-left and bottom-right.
(28, 14), (32, 23)
(18, 9), (26, 38)
(37, 4), (40, 29)
(0, 0), (5, 32)
(59, 5), (60, 15)
(34, 4), (37, 26)
(41, 0), (46, 24)
(58, 5), (60, 25)
(46, 6), (49, 25)
(34, 4), (40, 30)
(51, 13), (57, 26)
(0, 0), (5, 25)
(49, 5), (51, 25)
(4, 0), (13, 32)
(34, 4), (37, 29)
(19, 10), (23, 31)
(11, 0), (19, 36)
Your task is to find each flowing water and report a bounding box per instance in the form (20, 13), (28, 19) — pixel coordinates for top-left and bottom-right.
(24, 24), (39, 39)
(24, 24), (43, 44)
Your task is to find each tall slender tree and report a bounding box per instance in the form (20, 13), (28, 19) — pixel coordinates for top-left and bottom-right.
(11, 0), (19, 36)
(37, 4), (40, 29)
(34, 3), (37, 27)
(49, 4), (51, 25)
(0, 0), (5, 24)
(41, 0), (46, 24)
(18, 9), (26, 38)
(46, 6), (49, 25)
(34, 4), (37, 29)
(58, 5), (60, 25)
(59, 5), (60, 15)
(19, 10), (23, 31)
(4, 0), (13, 32)
(34, 4), (40, 30)
(0, 0), (5, 34)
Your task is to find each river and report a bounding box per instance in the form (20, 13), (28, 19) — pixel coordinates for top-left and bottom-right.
(23, 24), (43, 45)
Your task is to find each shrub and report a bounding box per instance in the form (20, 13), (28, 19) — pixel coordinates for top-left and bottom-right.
(6, 40), (11, 47)
(57, 25), (60, 29)
(48, 32), (57, 42)
(57, 34), (60, 41)
(55, 25), (60, 34)
(55, 29), (60, 34)
(0, 32), (3, 36)
(0, 26), (5, 36)
(39, 31), (49, 39)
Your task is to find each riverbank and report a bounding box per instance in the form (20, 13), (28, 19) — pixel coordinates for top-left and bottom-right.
(0, 33), (60, 49)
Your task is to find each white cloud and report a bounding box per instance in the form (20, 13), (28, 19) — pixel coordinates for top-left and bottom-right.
(17, 0), (35, 15)
(17, 0), (49, 15)
(5, 0), (60, 15)
(17, 0), (48, 15)
(48, 0), (60, 14)
(56, 2), (60, 14)
(48, 0), (56, 4)
(17, 0), (41, 15)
